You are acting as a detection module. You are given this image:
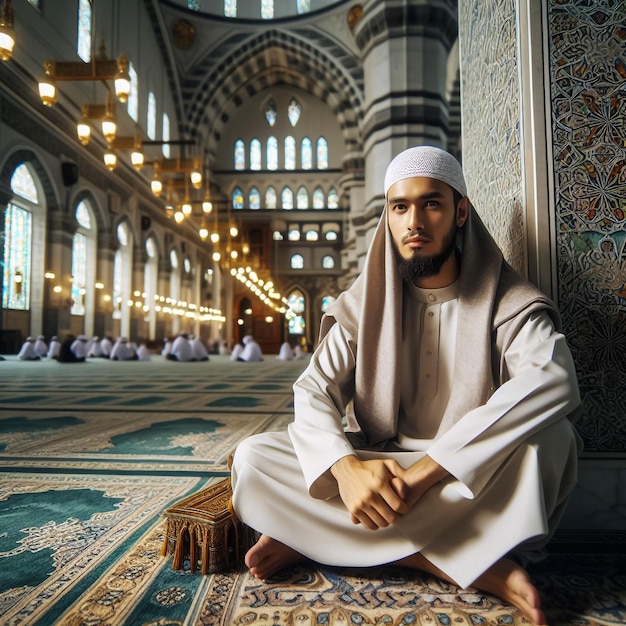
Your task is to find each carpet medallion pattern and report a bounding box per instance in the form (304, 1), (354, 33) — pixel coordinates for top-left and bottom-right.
(0, 356), (624, 625)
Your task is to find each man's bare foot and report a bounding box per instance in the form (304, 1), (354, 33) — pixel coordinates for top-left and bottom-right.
(244, 535), (304, 581)
(397, 553), (547, 626)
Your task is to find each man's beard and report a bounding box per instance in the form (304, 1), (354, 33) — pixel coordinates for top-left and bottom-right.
(395, 224), (459, 283)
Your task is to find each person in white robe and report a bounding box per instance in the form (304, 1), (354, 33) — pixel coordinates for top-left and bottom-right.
(230, 342), (244, 361)
(168, 333), (193, 361)
(47, 336), (61, 359)
(87, 336), (102, 358)
(219, 340), (230, 355)
(100, 336), (112, 358)
(33, 335), (48, 358)
(70, 335), (89, 360)
(293, 344), (306, 360)
(190, 336), (210, 361)
(137, 342), (151, 361)
(161, 338), (171, 358)
(238, 335), (263, 362)
(277, 342), (294, 360)
(231, 146), (582, 626)
(110, 337), (133, 361)
(17, 337), (40, 360)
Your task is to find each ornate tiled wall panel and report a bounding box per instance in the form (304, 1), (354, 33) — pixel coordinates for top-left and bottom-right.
(458, 0), (526, 274)
(548, 0), (626, 453)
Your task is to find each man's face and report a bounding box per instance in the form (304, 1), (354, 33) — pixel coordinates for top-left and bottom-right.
(387, 177), (467, 284)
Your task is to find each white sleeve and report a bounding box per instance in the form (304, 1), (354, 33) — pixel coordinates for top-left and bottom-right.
(427, 310), (581, 499)
(288, 323), (358, 499)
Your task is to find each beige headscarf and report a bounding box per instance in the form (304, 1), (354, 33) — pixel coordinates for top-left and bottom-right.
(320, 147), (558, 446)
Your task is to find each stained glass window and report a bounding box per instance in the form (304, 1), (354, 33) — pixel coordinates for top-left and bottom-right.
(267, 136), (278, 170)
(317, 137), (328, 169)
(297, 0), (310, 13)
(128, 62), (138, 122)
(290, 254), (304, 270)
(224, 0), (236, 17)
(233, 187), (244, 209)
(77, 0), (91, 62)
(2, 204), (31, 310)
(250, 138), (262, 170)
(281, 186), (294, 209)
(312, 187), (325, 209)
(305, 229), (318, 241)
(146, 237), (156, 258)
(249, 187), (261, 209)
(287, 290), (305, 335)
(265, 187), (277, 208)
(162, 113), (170, 158)
(170, 249), (178, 269)
(296, 186), (308, 209)
(288, 228), (300, 241)
(328, 187), (338, 208)
(273, 231), (284, 240)
(288, 98), (301, 126)
(188, 0), (200, 9)
(322, 255), (335, 269)
(184, 257), (191, 273)
(76, 200), (91, 229)
(147, 91), (157, 140)
(301, 137), (312, 169)
(71, 233), (87, 316)
(234, 139), (245, 170)
(325, 230), (338, 241)
(117, 222), (128, 247)
(261, 0), (274, 19)
(321, 295), (335, 312)
(265, 99), (277, 126)
(11, 164), (39, 203)
(284, 136), (296, 169)
(113, 250), (122, 318)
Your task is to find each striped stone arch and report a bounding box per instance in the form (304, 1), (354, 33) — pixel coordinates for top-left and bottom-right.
(181, 28), (364, 161)
(71, 189), (108, 237)
(0, 149), (58, 209)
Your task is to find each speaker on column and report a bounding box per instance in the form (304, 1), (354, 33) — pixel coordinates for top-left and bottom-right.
(141, 215), (151, 231)
(61, 162), (79, 187)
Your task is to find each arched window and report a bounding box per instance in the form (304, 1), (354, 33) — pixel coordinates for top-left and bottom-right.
(224, 0), (236, 17)
(162, 113), (170, 158)
(288, 228), (300, 241)
(265, 99), (277, 126)
(249, 187), (261, 209)
(281, 186), (294, 209)
(250, 138), (261, 170)
(267, 136), (278, 170)
(290, 254), (304, 269)
(325, 230), (338, 241)
(328, 187), (339, 208)
(71, 200), (96, 321)
(144, 237), (158, 340)
(147, 91), (157, 140)
(284, 136), (296, 170)
(317, 137), (328, 169)
(77, 0), (91, 62)
(288, 98), (301, 126)
(304, 228), (319, 241)
(232, 187), (245, 209)
(312, 187), (325, 209)
(127, 62), (139, 122)
(265, 186), (277, 209)
(113, 222), (133, 338)
(234, 139), (245, 170)
(301, 137), (312, 169)
(169, 249), (181, 334)
(322, 255), (335, 269)
(3, 165), (40, 311)
(287, 289), (305, 335)
(296, 186), (308, 209)
(321, 295), (335, 312)
(297, 0), (311, 13)
(261, 0), (273, 19)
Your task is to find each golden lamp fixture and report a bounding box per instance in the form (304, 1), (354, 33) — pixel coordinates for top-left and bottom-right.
(0, 0), (15, 62)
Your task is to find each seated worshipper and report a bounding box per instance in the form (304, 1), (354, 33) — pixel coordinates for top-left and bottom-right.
(87, 336), (102, 358)
(110, 337), (134, 361)
(58, 335), (85, 363)
(70, 335), (89, 360)
(277, 342), (294, 360)
(168, 333), (194, 361)
(190, 336), (210, 361)
(293, 344), (307, 360)
(161, 337), (172, 358)
(47, 336), (61, 360)
(219, 340), (231, 356)
(232, 146), (582, 626)
(17, 337), (40, 360)
(137, 342), (151, 361)
(230, 342), (244, 361)
(100, 335), (113, 358)
(238, 335), (264, 362)
(34, 335), (48, 358)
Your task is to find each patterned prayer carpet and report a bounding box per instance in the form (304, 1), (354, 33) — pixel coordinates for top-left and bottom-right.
(0, 355), (624, 626)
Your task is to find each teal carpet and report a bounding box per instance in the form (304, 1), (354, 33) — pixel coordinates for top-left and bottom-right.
(0, 355), (624, 626)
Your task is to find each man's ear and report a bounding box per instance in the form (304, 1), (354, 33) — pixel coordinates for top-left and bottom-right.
(456, 197), (469, 227)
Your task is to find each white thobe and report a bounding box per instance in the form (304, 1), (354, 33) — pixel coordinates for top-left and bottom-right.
(191, 338), (209, 360)
(230, 344), (243, 360)
(18, 342), (39, 360)
(34, 339), (48, 357)
(240, 340), (263, 362)
(170, 336), (193, 361)
(110, 341), (132, 360)
(277, 342), (294, 360)
(137, 345), (151, 361)
(100, 337), (112, 357)
(70, 339), (88, 359)
(47, 340), (61, 359)
(88, 340), (102, 357)
(232, 284), (581, 588)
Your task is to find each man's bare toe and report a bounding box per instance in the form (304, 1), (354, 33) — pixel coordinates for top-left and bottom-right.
(244, 535), (304, 581)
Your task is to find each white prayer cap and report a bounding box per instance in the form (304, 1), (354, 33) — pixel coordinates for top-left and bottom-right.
(77, 334), (87, 341)
(37, 335), (45, 340)
(26, 336), (34, 342)
(384, 146), (467, 198)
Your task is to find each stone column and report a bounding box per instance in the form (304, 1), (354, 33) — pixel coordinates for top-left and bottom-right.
(95, 231), (116, 340)
(132, 245), (147, 341)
